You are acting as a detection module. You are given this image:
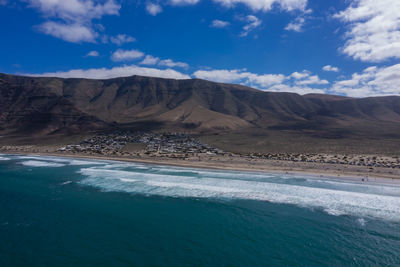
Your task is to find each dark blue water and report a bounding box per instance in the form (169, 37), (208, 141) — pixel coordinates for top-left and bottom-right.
(1, 154), (400, 266)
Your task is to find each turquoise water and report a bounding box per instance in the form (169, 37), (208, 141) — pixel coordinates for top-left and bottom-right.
(1, 154), (400, 266)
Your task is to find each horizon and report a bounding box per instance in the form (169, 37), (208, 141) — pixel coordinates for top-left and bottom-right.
(0, 0), (399, 97)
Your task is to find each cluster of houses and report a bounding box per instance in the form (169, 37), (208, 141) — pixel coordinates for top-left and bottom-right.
(58, 131), (225, 156)
(56, 131), (400, 169)
(140, 132), (225, 155)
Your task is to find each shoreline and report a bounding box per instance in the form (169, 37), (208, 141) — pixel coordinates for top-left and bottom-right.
(2, 150), (400, 183)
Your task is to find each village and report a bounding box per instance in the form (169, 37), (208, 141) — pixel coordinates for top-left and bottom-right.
(58, 131), (226, 157)
(55, 131), (400, 169)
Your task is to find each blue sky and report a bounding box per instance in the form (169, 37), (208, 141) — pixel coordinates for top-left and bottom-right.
(0, 0), (399, 97)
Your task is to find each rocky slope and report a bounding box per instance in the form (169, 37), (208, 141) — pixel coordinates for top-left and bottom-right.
(1, 73), (400, 138)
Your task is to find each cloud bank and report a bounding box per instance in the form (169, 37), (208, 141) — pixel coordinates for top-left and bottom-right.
(25, 62), (400, 97)
(335, 0), (400, 62)
(27, 65), (191, 80)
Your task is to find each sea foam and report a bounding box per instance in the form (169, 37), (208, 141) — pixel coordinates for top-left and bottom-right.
(20, 160), (66, 167)
(16, 155), (105, 166)
(78, 165), (400, 221)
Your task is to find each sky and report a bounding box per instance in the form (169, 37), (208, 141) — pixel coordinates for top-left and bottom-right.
(0, 0), (399, 97)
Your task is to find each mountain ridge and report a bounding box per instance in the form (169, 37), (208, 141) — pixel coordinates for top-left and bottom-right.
(1, 73), (400, 139)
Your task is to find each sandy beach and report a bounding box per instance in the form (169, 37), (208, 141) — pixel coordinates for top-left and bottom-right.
(1, 145), (400, 182)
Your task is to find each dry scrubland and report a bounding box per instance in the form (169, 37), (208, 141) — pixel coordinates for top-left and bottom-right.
(199, 130), (400, 156)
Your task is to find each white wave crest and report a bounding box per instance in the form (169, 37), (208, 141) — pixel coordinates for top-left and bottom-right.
(153, 167), (275, 180)
(16, 155), (104, 166)
(0, 156), (10, 161)
(324, 208), (346, 216)
(357, 218), (366, 226)
(147, 180), (246, 193)
(20, 160), (66, 167)
(68, 159), (104, 166)
(78, 166), (400, 221)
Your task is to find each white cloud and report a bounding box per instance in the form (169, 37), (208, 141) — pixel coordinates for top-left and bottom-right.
(193, 64), (399, 97)
(159, 59), (189, 68)
(86, 50), (99, 57)
(169, 0), (200, 5)
(240, 15), (261, 37)
(192, 69), (277, 85)
(290, 71), (310, 79)
(334, 0), (400, 62)
(193, 69), (247, 83)
(111, 49), (144, 62)
(26, 0), (120, 43)
(167, 0), (309, 12)
(26, 65), (191, 80)
(24, 62), (400, 97)
(0, 0), (7, 6)
(109, 51), (187, 69)
(332, 64), (400, 97)
(38, 21), (97, 43)
(295, 75), (329, 85)
(285, 16), (305, 32)
(193, 68), (328, 94)
(247, 73), (286, 87)
(139, 55), (189, 68)
(146, 3), (162, 15)
(322, 65), (339, 72)
(195, 70), (325, 95)
(140, 55), (160, 65)
(288, 70), (328, 85)
(26, 0), (120, 21)
(213, 0), (308, 12)
(110, 34), (136, 45)
(210, 19), (230, 28)
(267, 84), (325, 94)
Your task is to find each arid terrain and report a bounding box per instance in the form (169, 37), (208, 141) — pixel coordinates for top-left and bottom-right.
(1, 73), (400, 179)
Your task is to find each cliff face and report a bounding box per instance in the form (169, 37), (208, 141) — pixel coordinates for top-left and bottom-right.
(1, 73), (400, 137)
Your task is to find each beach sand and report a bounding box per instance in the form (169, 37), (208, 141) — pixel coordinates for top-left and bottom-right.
(1, 144), (400, 182)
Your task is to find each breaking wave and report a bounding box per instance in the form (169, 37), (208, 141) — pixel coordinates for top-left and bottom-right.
(20, 160), (66, 167)
(78, 165), (400, 221)
(15, 155), (104, 166)
(8, 154), (400, 221)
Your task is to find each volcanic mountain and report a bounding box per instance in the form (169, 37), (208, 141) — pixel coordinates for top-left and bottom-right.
(1, 73), (400, 142)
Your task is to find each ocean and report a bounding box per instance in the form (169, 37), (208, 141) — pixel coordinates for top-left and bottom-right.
(1, 154), (400, 266)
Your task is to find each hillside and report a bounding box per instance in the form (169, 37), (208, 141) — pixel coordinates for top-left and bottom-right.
(1, 73), (400, 153)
